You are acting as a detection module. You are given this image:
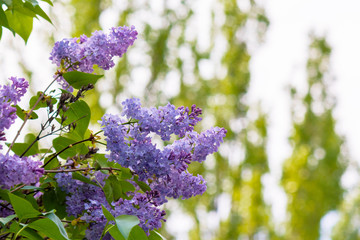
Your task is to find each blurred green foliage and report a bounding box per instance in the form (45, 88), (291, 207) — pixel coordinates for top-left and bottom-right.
(61, 1), (353, 239)
(282, 36), (347, 240)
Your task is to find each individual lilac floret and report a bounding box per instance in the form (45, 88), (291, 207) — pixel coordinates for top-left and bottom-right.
(0, 154), (44, 189)
(49, 26), (137, 90)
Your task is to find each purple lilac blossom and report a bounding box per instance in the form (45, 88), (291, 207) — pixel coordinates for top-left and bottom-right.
(55, 172), (166, 238)
(49, 26), (137, 90)
(0, 154), (44, 189)
(0, 77), (29, 148)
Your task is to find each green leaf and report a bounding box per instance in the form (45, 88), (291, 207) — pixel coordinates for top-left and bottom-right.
(0, 188), (10, 201)
(24, 0), (38, 7)
(134, 177), (151, 192)
(0, 7), (11, 30)
(28, 218), (68, 240)
(43, 155), (60, 170)
(29, 91), (57, 110)
(20, 186), (44, 191)
(8, 221), (43, 240)
(8, 193), (41, 220)
(15, 105), (38, 120)
(148, 230), (167, 240)
(39, 0), (53, 6)
(120, 180), (136, 193)
(44, 211), (69, 239)
(102, 205), (115, 221)
(52, 136), (87, 159)
(72, 172), (99, 187)
(60, 100), (91, 139)
(129, 225), (148, 240)
(43, 188), (67, 218)
(115, 215), (140, 240)
(104, 175), (125, 203)
(23, 1), (52, 23)
(7, 133), (39, 156)
(5, 9), (33, 43)
(0, 214), (16, 226)
(63, 71), (103, 89)
(108, 225), (125, 240)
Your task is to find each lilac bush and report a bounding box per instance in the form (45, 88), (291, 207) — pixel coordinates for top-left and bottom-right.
(0, 25), (226, 240)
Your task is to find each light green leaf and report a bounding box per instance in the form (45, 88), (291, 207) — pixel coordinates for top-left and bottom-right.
(0, 214), (16, 226)
(15, 104), (38, 120)
(28, 218), (68, 240)
(44, 211), (69, 239)
(5, 9), (33, 43)
(7, 133), (39, 156)
(115, 215), (140, 240)
(52, 136), (86, 159)
(63, 71), (103, 89)
(149, 230), (167, 240)
(8, 193), (41, 220)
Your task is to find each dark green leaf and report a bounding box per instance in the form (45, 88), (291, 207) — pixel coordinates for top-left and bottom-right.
(43, 188), (67, 218)
(102, 205), (115, 221)
(28, 218), (68, 240)
(15, 105), (38, 120)
(8, 221), (43, 240)
(129, 225), (148, 240)
(8, 193), (41, 220)
(120, 180), (136, 193)
(115, 215), (140, 240)
(134, 178), (151, 192)
(72, 172), (99, 186)
(5, 9), (33, 42)
(63, 71), (103, 89)
(0, 188), (10, 201)
(60, 100), (91, 139)
(108, 225), (125, 240)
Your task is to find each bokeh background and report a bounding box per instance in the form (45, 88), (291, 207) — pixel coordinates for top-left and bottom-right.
(1, 0), (360, 239)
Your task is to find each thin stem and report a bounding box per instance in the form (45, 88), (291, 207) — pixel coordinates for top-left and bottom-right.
(6, 76), (59, 155)
(21, 115), (87, 157)
(10, 184), (26, 193)
(44, 167), (122, 173)
(41, 138), (91, 168)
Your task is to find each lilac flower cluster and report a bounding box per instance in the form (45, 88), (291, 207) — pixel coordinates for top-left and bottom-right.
(49, 26), (138, 90)
(0, 77), (29, 148)
(101, 98), (227, 202)
(0, 153), (44, 189)
(56, 172), (166, 239)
